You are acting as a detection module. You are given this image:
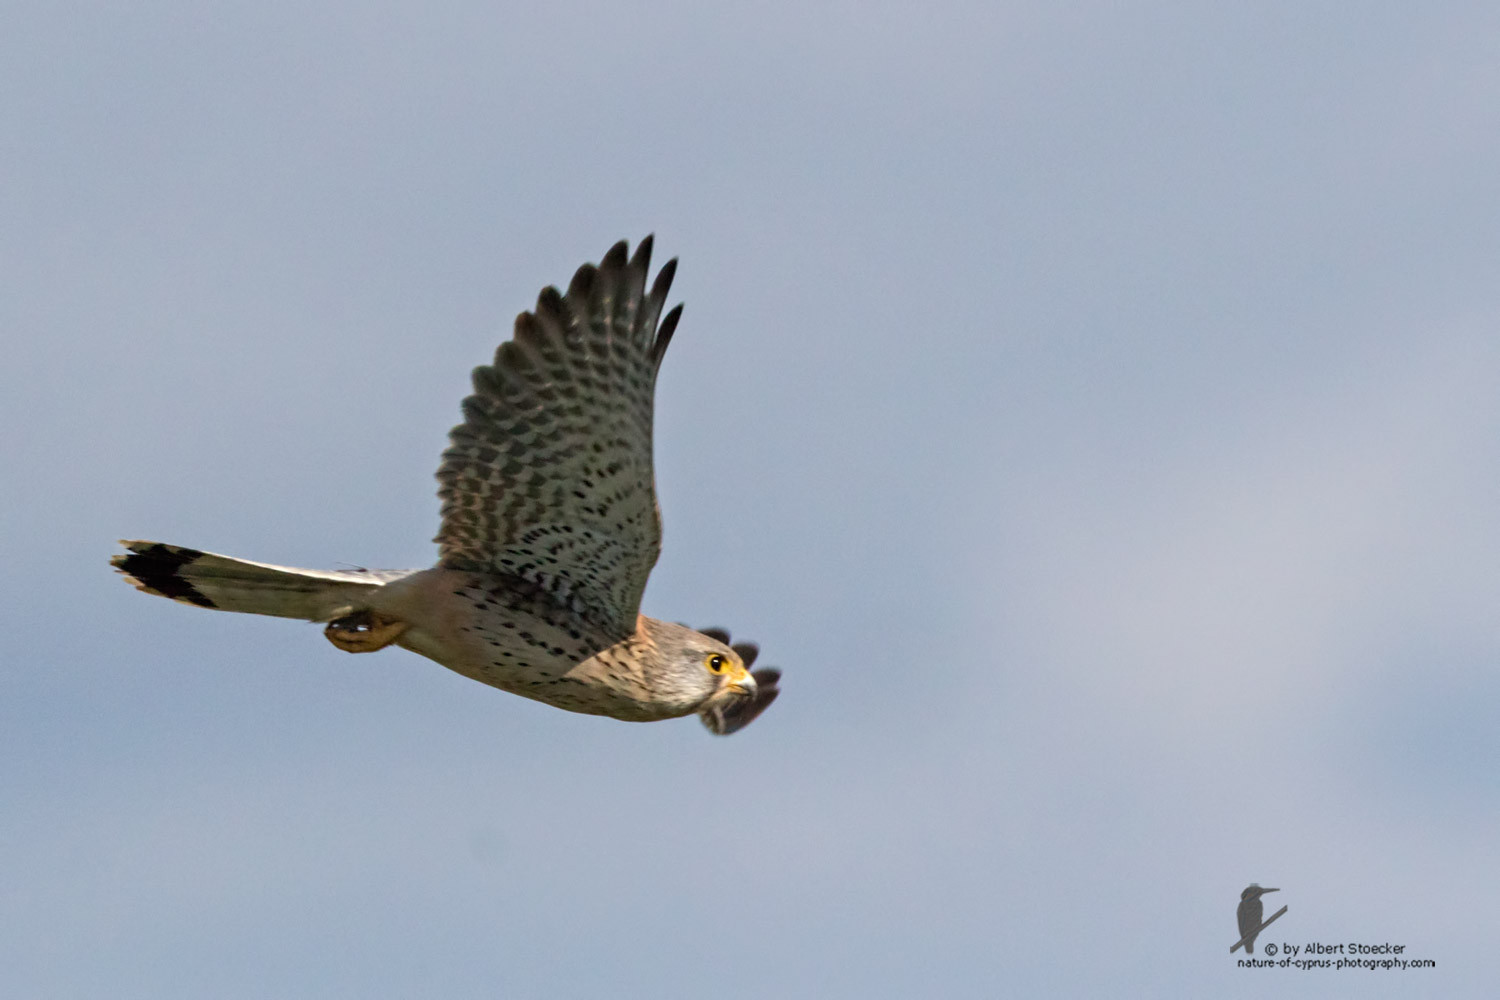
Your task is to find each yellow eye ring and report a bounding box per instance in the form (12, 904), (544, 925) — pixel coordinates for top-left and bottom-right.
(706, 653), (728, 673)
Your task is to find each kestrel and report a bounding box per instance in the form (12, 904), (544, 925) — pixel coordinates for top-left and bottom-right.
(113, 238), (781, 735)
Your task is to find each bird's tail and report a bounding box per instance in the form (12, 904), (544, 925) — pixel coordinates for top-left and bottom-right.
(112, 540), (409, 621)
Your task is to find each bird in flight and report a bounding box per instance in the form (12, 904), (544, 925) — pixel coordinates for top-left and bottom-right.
(113, 237), (781, 735)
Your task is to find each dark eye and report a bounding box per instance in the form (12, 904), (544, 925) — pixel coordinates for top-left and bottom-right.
(706, 653), (727, 673)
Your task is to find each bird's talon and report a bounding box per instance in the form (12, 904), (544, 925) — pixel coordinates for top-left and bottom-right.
(324, 611), (407, 652)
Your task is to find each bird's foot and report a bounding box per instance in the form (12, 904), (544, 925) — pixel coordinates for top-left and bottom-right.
(324, 610), (408, 653)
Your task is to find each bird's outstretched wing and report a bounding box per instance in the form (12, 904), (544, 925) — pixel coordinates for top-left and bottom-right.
(434, 237), (681, 638)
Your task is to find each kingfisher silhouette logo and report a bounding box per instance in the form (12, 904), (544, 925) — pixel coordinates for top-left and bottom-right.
(1229, 884), (1435, 971)
(1231, 884), (1286, 953)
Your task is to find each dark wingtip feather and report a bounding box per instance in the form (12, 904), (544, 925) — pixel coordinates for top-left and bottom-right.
(751, 667), (781, 691)
(701, 626), (731, 644)
(494, 340), (532, 374)
(469, 366), (493, 399)
(592, 241), (632, 326)
(601, 239), (629, 271)
(649, 257), (677, 308)
(731, 642), (759, 667)
(512, 310), (540, 344)
(630, 235), (655, 274)
(112, 542), (216, 607)
(653, 304), (682, 366)
(566, 263), (597, 302)
(535, 285), (565, 321)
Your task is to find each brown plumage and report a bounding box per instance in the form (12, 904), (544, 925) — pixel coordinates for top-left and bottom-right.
(113, 238), (782, 735)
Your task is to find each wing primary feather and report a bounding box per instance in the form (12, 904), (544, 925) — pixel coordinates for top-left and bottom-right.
(629, 235), (655, 279)
(648, 258), (677, 311)
(495, 339), (532, 372)
(653, 304), (682, 367)
(594, 240), (630, 336)
(513, 310), (544, 347)
(617, 236), (651, 333)
(535, 285), (567, 325)
(752, 667), (781, 687)
(601, 239), (629, 272)
(566, 263), (597, 309)
(636, 256), (676, 348)
(471, 364), (503, 397)
(527, 300), (569, 348)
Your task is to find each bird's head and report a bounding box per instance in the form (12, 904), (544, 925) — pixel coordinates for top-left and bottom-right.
(645, 621), (782, 735)
(1241, 884), (1279, 901)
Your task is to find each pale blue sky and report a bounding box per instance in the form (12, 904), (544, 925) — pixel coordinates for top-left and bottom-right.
(3, 2), (1497, 996)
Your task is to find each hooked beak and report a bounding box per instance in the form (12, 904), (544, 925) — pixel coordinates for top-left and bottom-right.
(727, 667), (757, 699)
